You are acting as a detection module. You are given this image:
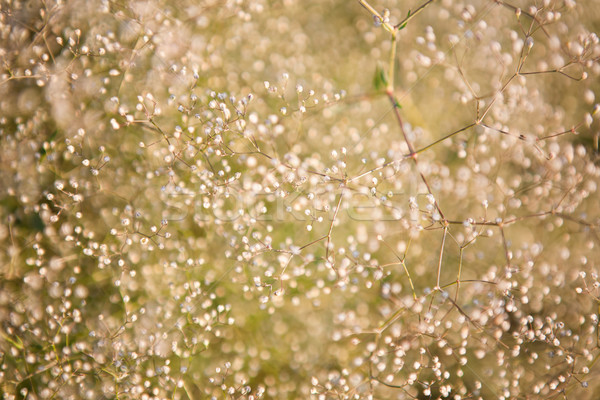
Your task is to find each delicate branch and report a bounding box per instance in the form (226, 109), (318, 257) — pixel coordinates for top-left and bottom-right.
(395, 0), (436, 30)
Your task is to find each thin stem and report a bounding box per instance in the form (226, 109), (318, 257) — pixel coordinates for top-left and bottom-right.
(358, 0), (394, 33)
(395, 0), (436, 30)
(454, 246), (464, 302)
(415, 123), (476, 155)
(388, 31), (397, 92)
(387, 92), (415, 154)
(436, 226), (447, 289)
(379, 238), (417, 299)
(499, 225), (511, 269)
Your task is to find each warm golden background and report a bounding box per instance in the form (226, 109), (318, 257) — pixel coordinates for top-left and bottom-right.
(1, 0), (600, 398)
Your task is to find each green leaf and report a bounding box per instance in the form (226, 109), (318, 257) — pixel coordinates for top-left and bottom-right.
(399, 10), (411, 30)
(373, 63), (388, 92)
(1, 331), (24, 350)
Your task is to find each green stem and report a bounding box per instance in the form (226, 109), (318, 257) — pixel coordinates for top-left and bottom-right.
(387, 31), (397, 93)
(395, 0), (436, 30)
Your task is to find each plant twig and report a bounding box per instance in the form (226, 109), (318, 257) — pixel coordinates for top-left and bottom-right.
(395, 0), (436, 30)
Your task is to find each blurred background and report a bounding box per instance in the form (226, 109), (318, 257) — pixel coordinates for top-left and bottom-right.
(1, 0), (600, 398)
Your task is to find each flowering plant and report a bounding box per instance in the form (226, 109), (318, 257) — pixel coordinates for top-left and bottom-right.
(1, 0), (599, 398)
